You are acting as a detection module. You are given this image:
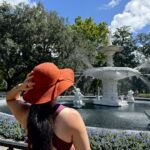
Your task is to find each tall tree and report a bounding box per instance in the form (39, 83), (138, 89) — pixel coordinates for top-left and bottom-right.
(113, 26), (138, 68)
(72, 16), (108, 45)
(113, 27), (150, 93)
(136, 33), (150, 58)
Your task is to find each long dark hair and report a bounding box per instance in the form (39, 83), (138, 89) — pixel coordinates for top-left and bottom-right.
(27, 102), (53, 150)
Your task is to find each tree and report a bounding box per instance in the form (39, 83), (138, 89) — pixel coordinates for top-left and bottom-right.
(72, 16), (108, 45)
(113, 27), (150, 93)
(1, 2), (106, 90)
(0, 2), (80, 89)
(136, 33), (150, 58)
(113, 26), (139, 68)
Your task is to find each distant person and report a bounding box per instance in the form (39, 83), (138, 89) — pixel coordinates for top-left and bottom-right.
(6, 62), (91, 150)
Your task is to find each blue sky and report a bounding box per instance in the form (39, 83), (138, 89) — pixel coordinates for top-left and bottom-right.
(38, 0), (128, 25)
(1, 0), (150, 34)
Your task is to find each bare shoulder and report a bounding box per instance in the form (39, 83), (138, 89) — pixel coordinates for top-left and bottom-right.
(57, 107), (85, 130)
(59, 107), (82, 119)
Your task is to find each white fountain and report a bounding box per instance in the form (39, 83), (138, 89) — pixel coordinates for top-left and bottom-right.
(84, 33), (141, 106)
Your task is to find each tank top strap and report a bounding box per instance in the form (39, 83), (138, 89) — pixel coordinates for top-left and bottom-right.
(52, 103), (66, 120)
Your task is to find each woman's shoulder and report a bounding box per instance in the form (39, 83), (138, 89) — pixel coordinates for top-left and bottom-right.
(60, 106), (81, 118)
(56, 106), (84, 130)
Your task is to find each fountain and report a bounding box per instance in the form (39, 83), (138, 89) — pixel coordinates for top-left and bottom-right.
(84, 33), (141, 106)
(73, 87), (85, 108)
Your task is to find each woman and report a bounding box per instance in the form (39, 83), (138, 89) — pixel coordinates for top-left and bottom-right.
(6, 62), (91, 150)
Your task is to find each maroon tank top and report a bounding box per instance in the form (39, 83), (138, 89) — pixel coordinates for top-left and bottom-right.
(52, 104), (74, 150)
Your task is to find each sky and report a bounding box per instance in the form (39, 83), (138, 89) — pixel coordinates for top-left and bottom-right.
(1, 0), (150, 34)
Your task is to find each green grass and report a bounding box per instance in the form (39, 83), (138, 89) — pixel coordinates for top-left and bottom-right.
(138, 93), (150, 98)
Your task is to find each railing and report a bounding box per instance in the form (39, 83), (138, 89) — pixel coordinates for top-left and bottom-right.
(0, 92), (6, 100)
(0, 138), (27, 150)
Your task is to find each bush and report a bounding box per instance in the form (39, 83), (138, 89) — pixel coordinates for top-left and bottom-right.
(0, 119), (25, 141)
(90, 132), (150, 150)
(0, 120), (150, 149)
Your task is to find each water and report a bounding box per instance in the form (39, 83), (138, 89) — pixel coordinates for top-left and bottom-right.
(0, 105), (11, 114)
(139, 76), (150, 89)
(63, 101), (150, 131)
(1, 98), (150, 131)
(75, 75), (83, 86)
(135, 59), (150, 70)
(75, 52), (93, 68)
(67, 48), (94, 70)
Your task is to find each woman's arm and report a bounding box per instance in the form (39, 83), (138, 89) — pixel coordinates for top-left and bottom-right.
(72, 111), (91, 150)
(6, 73), (34, 128)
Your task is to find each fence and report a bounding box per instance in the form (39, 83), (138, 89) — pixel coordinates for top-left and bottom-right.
(0, 138), (27, 150)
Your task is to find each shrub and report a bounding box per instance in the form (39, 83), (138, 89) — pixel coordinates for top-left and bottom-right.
(0, 120), (150, 150)
(0, 119), (25, 141)
(138, 93), (150, 98)
(90, 132), (150, 150)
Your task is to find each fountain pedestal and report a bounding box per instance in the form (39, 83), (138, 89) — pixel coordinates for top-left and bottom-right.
(93, 79), (128, 106)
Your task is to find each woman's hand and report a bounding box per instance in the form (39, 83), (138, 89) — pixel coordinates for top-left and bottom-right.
(18, 72), (35, 93)
(6, 72), (35, 101)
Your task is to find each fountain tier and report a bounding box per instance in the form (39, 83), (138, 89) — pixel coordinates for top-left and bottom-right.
(84, 67), (141, 106)
(100, 45), (122, 66)
(84, 67), (141, 80)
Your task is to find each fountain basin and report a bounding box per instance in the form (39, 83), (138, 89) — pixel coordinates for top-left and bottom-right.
(0, 98), (150, 131)
(84, 67), (141, 80)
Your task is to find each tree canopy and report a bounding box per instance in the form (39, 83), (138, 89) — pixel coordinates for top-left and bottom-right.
(0, 3), (107, 90)
(72, 16), (108, 45)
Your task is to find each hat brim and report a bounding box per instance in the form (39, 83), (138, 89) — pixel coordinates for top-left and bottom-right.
(23, 69), (74, 104)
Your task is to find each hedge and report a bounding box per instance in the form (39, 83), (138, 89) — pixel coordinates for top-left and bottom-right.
(0, 119), (150, 150)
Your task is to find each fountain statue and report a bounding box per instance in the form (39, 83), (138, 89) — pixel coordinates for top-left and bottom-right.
(73, 87), (85, 108)
(127, 90), (135, 103)
(84, 32), (141, 106)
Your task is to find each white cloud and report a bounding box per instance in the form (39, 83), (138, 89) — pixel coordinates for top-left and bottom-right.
(0, 0), (36, 6)
(110, 0), (150, 33)
(99, 0), (120, 10)
(107, 0), (120, 8)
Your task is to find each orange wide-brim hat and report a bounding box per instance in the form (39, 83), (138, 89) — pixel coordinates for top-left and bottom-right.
(23, 62), (74, 104)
